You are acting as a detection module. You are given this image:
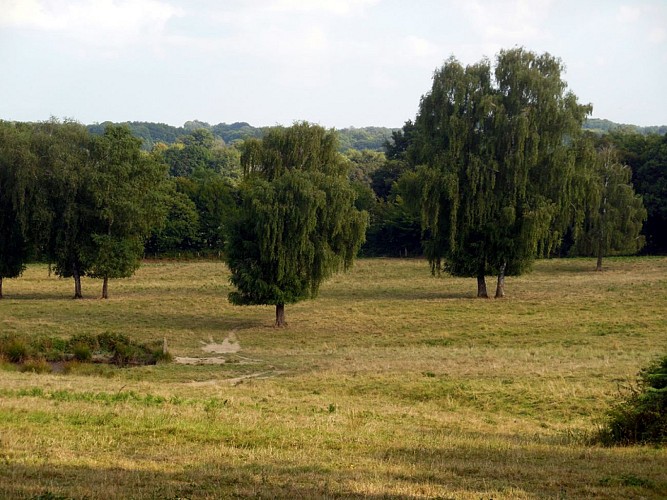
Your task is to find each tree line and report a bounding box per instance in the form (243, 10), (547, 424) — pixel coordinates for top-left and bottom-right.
(87, 120), (396, 153)
(1, 48), (664, 322)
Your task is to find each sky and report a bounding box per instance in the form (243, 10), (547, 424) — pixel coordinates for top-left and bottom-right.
(1, 0), (666, 129)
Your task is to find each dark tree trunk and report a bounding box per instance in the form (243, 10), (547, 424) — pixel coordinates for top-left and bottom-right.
(73, 268), (83, 299)
(0, 276), (3, 299)
(495, 261), (506, 298)
(477, 272), (489, 298)
(275, 303), (286, 327)
(102, 276), (109, 299)
(596, 239), (604, 271)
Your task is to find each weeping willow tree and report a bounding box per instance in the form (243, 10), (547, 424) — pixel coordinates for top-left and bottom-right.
(571, 145), (646, 270)
(405, 48), (591, 297)
(0, 121), (37, 298)
(225, 123), (368, 326)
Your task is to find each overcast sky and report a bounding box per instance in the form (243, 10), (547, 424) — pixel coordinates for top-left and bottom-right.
(1, 0), (666, 129)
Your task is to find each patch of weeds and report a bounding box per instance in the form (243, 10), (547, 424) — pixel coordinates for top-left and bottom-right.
(72, 343), (92, 362)
(0, 332), (172, 374)
(19, 358), (51, 374)
(4, 338), (30, 363)
(62, 361), (117, 378)
(423, 371), (436, 378)
(420, 338), (452, 347)
(619, 474), (654, 487)
(18, 387), (45, 397)
(599, 474), (655, 488)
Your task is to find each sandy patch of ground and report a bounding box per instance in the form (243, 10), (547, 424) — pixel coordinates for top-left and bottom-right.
(174, 332), (241, 365)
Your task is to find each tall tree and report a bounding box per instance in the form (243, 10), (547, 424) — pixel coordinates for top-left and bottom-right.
(32, 120), (96, 299)
(405, 49), (591, 297)
(571, 146), (646, 270)
(0, 121), (36, 298)
(87, 125), (168, 298)
(225, 123), (368, 326)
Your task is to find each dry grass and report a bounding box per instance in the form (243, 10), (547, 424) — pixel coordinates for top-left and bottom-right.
(0, 257), (666, 498)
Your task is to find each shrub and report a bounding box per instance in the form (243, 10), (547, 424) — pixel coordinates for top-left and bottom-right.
(32, 336), (68, 361)
(5, 338), (30, 363)
(72, 343), (92, 362)
(600, 354), (667, 445)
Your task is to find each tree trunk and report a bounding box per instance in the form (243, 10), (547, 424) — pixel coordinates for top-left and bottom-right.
(0, 276), (3, 299)
(275, 303), (286, 327)
(596, 239), (604, 271)
(495, 261), (506, 298)
(102, 276), (109, 299)
(477, 272), (488, 298)
(73, 269), (83, 299)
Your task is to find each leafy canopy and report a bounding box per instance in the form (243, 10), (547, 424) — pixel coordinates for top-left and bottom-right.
(226, 123), (367, 308)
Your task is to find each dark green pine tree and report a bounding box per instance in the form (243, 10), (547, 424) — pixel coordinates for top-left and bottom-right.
(406, 49), (591, 297)
(225, 123), (368, 326)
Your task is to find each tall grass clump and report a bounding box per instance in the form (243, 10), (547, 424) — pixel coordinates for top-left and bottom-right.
(601, 354), (667, 445)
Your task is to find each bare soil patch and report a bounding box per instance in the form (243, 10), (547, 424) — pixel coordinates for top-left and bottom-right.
(174, 332), (241, 365)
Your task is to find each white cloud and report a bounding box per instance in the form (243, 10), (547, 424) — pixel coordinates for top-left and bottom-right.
(404, 36), (438, 59)
(1, 0), (182, 51)
(463, 0), (553, 42)
(617, 5), (643, 23)
(649, 27), (666, 44)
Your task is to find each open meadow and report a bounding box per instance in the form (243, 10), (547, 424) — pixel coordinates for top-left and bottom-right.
(1, 257), (666, 499)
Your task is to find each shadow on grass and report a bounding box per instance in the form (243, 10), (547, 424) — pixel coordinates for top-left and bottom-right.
(2, 442), (666, 499)
(321, 287), (474, 302)
(1, 462), (415, 500)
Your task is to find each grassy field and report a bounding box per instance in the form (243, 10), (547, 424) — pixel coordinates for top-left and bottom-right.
(0, 257), (666, 499)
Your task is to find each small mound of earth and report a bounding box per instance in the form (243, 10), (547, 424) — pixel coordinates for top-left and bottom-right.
(174, 333), (240, 365)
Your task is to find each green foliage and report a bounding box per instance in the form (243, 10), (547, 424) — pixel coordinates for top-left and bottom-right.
(0, 332), (168, 369)
(337, 126), (395, 151)
(404, 49), (591, 292)
(583, 118), (667, 136)
(0, 121), (36, 287)
(86, 125), (169, 289)
(145, 181), (201, 255)
(570, 145), (647, 264)
(4, 338), (30, 363)
(226, 123), (368, 322)
(604, 131), (667, 254)
(600, 355), (667, 445)
(31, 119), (96, 289)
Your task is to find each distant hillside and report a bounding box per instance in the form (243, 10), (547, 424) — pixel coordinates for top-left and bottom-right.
(583, 118), (667, 136)
(86, 118), (665, 152)
(87, 121), (396, 152)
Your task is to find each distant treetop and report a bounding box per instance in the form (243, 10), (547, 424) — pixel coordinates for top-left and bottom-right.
(86, 118), (665, 152)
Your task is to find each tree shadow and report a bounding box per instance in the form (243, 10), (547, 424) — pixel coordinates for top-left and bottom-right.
(0, 462), (418, 499)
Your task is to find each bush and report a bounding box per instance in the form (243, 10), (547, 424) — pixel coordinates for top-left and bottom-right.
(0, 332), (167, 371)
(5, 338), (30, 363)
(601, 354), (667, 445)
(72, 343), (92, 362)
